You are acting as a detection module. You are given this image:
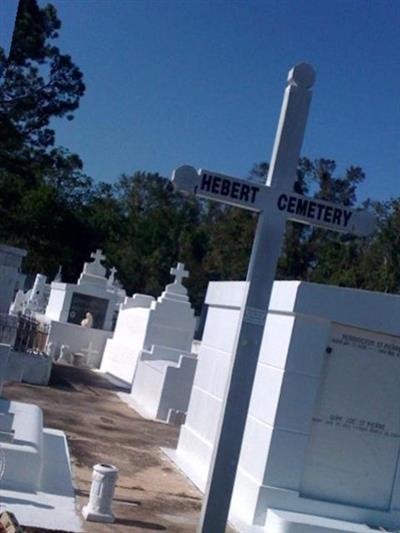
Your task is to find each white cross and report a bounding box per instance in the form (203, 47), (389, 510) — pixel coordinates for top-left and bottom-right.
(81, 342), (99, 366)
(108, 266), (117, 284)
(170, 262), (189, 285)
(91, 249), (106, 264)
(172, 63), (376, 532)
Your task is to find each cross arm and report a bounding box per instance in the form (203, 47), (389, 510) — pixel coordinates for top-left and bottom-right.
(172, 165), (268, 212)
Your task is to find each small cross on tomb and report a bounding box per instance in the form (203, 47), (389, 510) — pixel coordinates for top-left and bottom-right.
(108, 266), (117, 285)
(170, 262), (189, 285)
(80, 342), (99, 366)
(91, 249), (106, 265)
(85, 248), (106, 278)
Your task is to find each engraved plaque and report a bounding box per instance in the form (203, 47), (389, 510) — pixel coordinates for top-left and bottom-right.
(300, 323), (400, 510)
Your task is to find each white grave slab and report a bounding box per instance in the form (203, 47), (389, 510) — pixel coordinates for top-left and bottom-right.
(0, 397), (81, 530)
(167, 280), (400, 531)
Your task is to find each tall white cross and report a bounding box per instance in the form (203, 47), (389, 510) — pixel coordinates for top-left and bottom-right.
(171, 63), (375, 533)
(170, 262), (189, 285)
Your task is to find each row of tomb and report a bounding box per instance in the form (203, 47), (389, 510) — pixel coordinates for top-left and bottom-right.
(1, 242), (400, 532)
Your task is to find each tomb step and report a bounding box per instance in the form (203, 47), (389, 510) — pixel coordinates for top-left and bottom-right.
(265, 509), (386, 533)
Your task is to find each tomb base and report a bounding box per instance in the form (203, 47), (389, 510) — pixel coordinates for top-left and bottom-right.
(265, 510), (379, 533)
(82, 508), (115, 523)
(130, 349), (197, 421)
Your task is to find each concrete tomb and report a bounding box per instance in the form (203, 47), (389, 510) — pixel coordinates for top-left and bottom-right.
(10, 273), (50, 316)
(129, 263), (197, 422)
(46, 249), (124, 331)
(0, 346), (81, 529)
(167, 280), (400, 532)
(101, 263), (197, 422)
(43, 250), (125, 367)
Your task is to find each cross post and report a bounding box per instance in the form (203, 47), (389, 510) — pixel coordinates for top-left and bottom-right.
(171, 63), (376, 532)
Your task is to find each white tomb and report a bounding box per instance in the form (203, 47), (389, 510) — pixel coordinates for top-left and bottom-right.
(10, 273), (50, 316)
(42, 250), (125, 367)
(46, 249), (124, 331)
(101, 263), (197, 422)
(129, 263), (197, 422)
(0, 347), (81, 529)
(168, 280), (400, 531)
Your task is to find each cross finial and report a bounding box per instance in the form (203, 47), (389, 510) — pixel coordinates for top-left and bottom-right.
(91, 249), (106, 264)
(108, 266), (117, 285)
(170, 262), (189, 285)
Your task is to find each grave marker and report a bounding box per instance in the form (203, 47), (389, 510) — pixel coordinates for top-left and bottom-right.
(171, 63), (376, 532)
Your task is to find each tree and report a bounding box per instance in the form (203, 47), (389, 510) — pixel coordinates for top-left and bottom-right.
(0, 0), (91, 276)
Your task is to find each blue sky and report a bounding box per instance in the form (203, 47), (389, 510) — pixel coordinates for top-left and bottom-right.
(2, 0), (400, 202)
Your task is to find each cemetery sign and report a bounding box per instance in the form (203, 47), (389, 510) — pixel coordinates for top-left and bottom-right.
(171, 63), (376, 533)
(173, 167), (375, 236)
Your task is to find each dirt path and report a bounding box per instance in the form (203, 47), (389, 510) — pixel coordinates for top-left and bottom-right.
(4, 364), (236, 533)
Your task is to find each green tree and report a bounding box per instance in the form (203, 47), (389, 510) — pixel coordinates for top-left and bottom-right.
(0, 0), (91, 277)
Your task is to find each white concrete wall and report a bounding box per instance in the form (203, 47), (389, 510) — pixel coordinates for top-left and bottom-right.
(131, 354), (197, 421)
(170, 280), (400, 531)
(47, 321), (112, 368)
(100, 307), (151, 384)
(0, 399), (43, 492)
(144, 298), (195, 353)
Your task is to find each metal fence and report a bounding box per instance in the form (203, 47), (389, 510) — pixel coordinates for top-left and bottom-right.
(0, 314), (18, 346)
(14, 315), (49, 353)
(0, 314), (49, 352)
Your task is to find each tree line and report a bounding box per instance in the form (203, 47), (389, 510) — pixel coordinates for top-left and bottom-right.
(1, 0), (399, 312)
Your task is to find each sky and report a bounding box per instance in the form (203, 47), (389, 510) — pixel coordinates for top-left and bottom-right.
(2, 0), (400, 202)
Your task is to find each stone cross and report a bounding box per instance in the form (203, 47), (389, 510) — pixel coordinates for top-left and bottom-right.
(91, 249), (106, 264)
(108, 266), (117, 285)
(84, 249), (106, 278)
(171, 63), (376, 533)
(170, 262), (189, 285)
(81, 342), (99, 367)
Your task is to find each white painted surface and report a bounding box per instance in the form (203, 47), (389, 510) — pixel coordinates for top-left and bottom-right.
(0, 428), (81, 531)
(100, 306), (151, 384)
(265, 510), (376, 533)
(83, 463), (118, 523)
(47, 320), (112, 368)
(169, 280), (400, 531)
(121, 293), (154, 310)
(101, 265), (195, 386)
(131, 354), (197, 421)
